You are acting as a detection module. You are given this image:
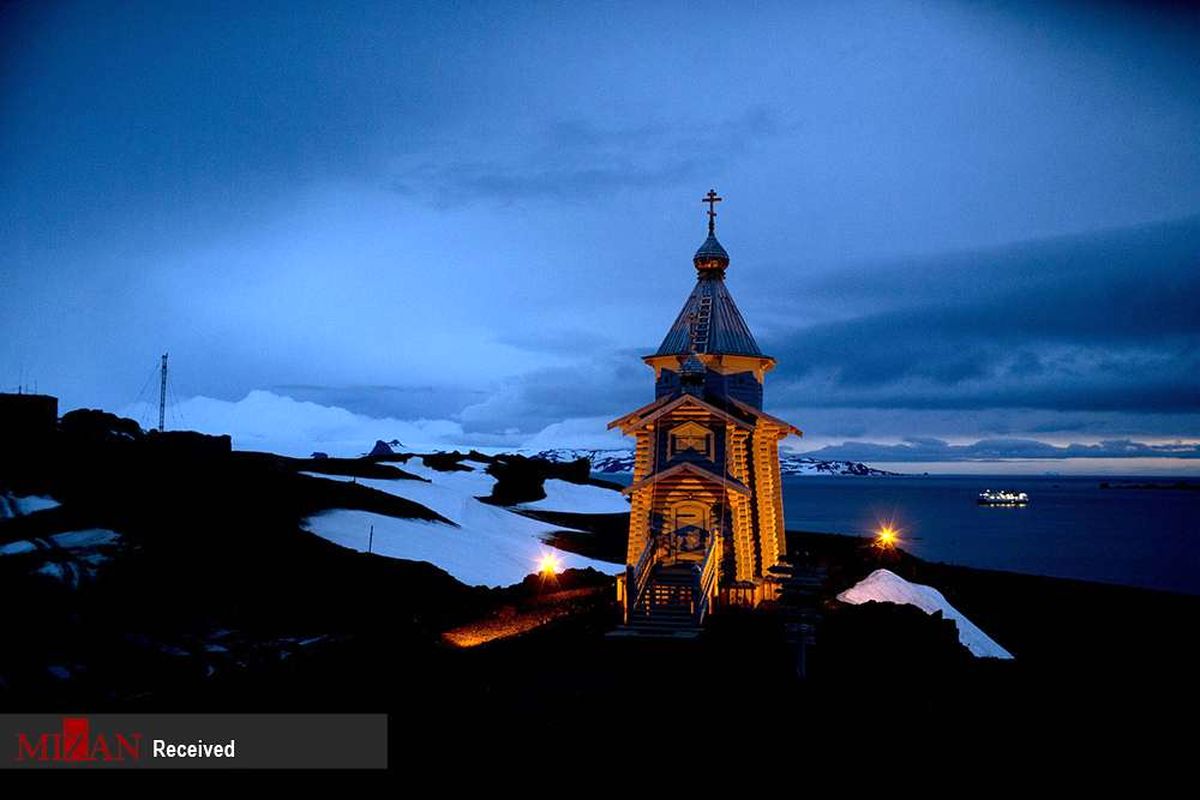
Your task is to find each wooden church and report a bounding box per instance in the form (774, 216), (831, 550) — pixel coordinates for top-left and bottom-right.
(611, 191), (801, 635)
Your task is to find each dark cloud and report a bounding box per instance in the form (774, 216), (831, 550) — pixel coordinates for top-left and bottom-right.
(453, 219), (1200, 439)
(459, 349), (649, 434)
(804, 437), (1200, 462)
(760, 215), (1200, 412)
(271, 384), (487, 420)
(772, 365), (1199, 413)
(388, 107), (796, 206)
(3, 2), (1199, 463)
(772, 406), (1200, 443)
(391, 158), (702, 207)
(492, 328), (617, 358)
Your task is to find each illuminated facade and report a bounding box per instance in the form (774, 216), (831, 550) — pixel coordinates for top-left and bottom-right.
(611, 191), (801, 633)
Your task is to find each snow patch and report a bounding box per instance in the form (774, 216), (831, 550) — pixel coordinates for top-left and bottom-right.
(37, 563), (68, 581)
(0, 494), (61, 518)
(0, 529), (122, 587)
(837, 569), (1013, 659)
(301, 462), (623, 587)
(0, 540), (37, 556)
(516, 479), (629, 514)
(51, 529), (121, 549)
(305, 509), (618, 588)
(1, 529), (121, 558)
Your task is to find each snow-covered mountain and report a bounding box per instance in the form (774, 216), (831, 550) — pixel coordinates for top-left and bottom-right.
(529, 448), (898, 476)
(528, 448), (639, 473)
(778, 457), (898, 477)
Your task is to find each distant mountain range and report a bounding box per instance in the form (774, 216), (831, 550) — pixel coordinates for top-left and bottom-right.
(529, 448), (899, 477)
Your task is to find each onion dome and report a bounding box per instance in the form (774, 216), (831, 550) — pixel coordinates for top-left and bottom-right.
(693, 232), (730, 275)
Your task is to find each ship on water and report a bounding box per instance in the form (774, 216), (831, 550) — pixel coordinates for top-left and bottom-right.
(977, 488), (1030, 506)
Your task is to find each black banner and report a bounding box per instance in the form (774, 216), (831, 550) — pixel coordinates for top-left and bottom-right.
(0, 714), (387, 769)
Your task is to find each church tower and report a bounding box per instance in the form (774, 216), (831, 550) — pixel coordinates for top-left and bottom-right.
(611, 191), (801, 633)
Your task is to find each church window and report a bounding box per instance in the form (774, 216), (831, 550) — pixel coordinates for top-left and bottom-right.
(670, 422), (713, 457)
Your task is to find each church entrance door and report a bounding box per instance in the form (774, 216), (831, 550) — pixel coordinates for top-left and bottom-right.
(663, 500), (710, 564)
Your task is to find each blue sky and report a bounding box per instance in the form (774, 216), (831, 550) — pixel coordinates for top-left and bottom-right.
(2, 1), (1198, 469)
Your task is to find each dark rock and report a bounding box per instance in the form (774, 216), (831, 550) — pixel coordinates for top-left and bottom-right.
(815, 600), (971, 681)
(146, 429), (231, 457)
(60, 408), (144, 443)
(420, 451), (476, 472)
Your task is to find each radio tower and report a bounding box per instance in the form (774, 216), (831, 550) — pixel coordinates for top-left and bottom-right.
(158, 353), (168, 432)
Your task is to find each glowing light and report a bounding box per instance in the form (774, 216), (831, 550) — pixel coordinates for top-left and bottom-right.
(875, 524), (899, 548)
(538, 552), (562, 576)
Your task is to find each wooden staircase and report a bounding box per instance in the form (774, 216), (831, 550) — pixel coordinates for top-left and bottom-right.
(622, 563), (704, 638)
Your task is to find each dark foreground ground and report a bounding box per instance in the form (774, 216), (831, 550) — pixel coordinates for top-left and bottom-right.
(2, 411), (1198, 764)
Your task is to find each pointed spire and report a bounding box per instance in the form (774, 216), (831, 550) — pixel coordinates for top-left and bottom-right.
(695, 188), (730, 275)
(658, 191), (761, 357)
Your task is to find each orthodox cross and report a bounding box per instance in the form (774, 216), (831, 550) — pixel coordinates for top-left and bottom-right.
(702, 189), (722, 234)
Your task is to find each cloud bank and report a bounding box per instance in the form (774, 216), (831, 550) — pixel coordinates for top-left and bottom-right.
(6, 3), (1199, 472)
(115, 391), (1198, 475)
(123, 391), (468, 458)
(800, 437), (1200, 463)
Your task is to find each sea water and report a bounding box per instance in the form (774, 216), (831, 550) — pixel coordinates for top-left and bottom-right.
(601, 473), (1200, 595)
(785, 475), (1199, 595)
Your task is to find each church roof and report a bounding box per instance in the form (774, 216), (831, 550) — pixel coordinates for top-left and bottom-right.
(621, 461), (751, 497)
(607, 394), (675, 431)
(608, 392), (756, 434)
(655, 273), (764, 357)
(607, 391), (801, 437)
(726, 396), (803, 437)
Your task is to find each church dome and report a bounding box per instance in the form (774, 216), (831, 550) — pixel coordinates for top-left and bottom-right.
(693, 233), (730, 273)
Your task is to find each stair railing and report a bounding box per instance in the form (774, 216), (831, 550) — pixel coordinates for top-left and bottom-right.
(628, 534), (658, 619)
(695, 532), (722, 625)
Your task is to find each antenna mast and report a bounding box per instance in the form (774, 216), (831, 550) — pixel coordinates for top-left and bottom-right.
(158, 353), (169, 432)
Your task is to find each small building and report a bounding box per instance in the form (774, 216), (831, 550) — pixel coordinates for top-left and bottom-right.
(610, 192), (801, 634)
(0, 392), (59, 450)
